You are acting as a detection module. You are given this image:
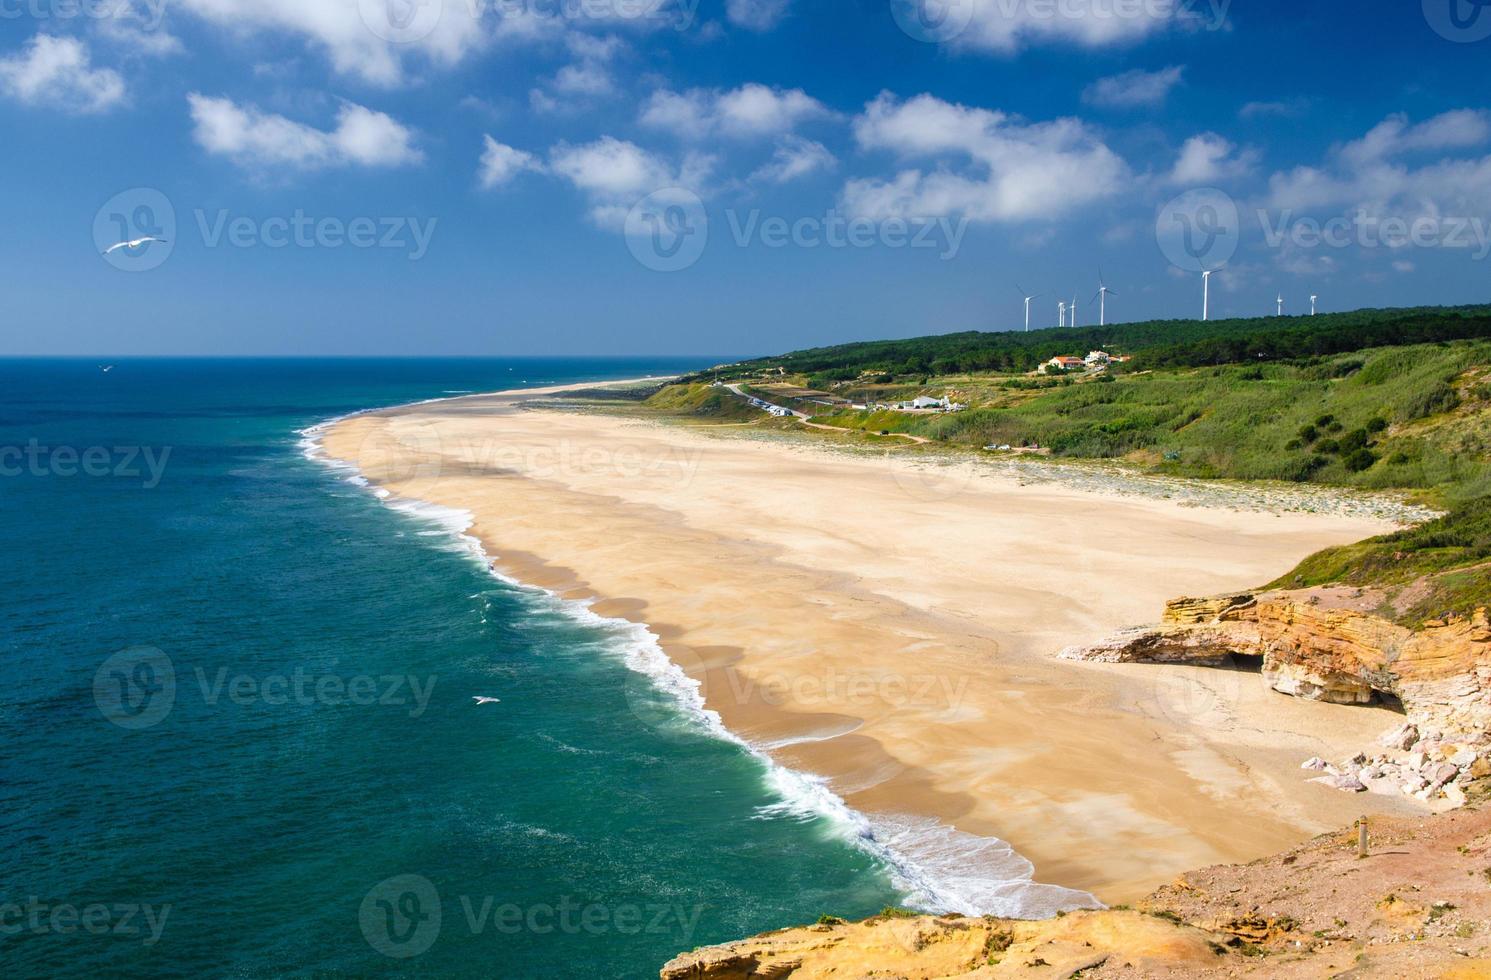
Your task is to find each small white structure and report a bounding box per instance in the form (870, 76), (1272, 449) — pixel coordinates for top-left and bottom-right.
(1084, 350), (1111, 368)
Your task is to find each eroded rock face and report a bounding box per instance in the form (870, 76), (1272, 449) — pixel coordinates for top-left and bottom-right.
(658, 911), (1230, 979)
(1059, 590), (1491, 803)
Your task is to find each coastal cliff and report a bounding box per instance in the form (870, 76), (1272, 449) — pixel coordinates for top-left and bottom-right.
(1060, 588), (1491, 804)
(661, 809), (1491, 978)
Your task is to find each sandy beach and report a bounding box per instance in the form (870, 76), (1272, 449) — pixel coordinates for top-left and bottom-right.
(322, 381), (1424, 904)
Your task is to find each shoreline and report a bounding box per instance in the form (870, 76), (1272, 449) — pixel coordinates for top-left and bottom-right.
(314, 379), (1428, 909)
(301, 380), (1098, 915)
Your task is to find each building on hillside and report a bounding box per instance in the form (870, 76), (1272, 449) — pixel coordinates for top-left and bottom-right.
(1042, 356), (1086, 374)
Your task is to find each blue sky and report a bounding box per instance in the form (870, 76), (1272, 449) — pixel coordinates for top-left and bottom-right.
(2, 0), (1489, 356)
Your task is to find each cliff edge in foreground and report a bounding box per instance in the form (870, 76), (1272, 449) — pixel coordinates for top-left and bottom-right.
(662, 809), (1491, 979)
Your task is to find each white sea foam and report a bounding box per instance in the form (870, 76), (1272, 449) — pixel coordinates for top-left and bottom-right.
(298, 405), (1101, 919)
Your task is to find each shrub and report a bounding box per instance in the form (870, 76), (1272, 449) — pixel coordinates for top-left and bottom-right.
(1344, 448), (1378, 472)
(1285, 439), (1304, 451)
(1315, 414), (1336, 427)
(1298, 425), (1319, 443)
(1340, 429), (1370, 453)
(1400, 381), (1460, 421)
(1316, 438), (1341, 454)
(1366, 417), (1388, 433)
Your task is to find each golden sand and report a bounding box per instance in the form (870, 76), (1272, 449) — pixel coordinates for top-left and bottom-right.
(323, 382), (1421, 903)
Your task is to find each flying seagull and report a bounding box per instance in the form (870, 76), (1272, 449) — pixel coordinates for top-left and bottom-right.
(103, 237), (167, 255)
(473, 696), (502, 705)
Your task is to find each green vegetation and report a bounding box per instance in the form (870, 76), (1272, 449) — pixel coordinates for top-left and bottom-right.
(690, 305), (1491, 381)
(812, 341), (1491, 494)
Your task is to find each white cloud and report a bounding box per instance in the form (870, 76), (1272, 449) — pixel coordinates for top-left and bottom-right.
(173, 0), (488, 86)
(952, 0), (1203, 54)
(548, 136), (715, 228)
(0, 35), (125, 114)
(1267, 110), (1491, 217)
(530, 34), (624, 114)
(640, 82), (829, 138)
(1169, 132), (1257, 183)
(726, 0), (791, 30)
(187, 94), (423, 170)
(751, 135), (836, 183)
(840, 92), (1128, 223)
(479, 136), (543, 189)
(1082, 66), (1183, 108)
(94, 2), (184, 57)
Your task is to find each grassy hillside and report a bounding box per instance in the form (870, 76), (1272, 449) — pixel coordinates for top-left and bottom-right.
(695, 305), (1491, 381)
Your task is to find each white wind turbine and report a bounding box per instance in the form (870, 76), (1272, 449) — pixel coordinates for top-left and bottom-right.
(1071, 294), (1079, 328)
(1202, 270), (1213, 321)
(1311, 294), (1319, 316)
(1015, 283), (1044, 333)
(1057, 300), (1068, 328)
(1277, 294), (1284, 317)
(1093, 271), (1117, 327)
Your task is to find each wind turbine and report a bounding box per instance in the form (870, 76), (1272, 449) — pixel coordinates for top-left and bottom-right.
(1058, 300), (1068, 328)
(1202, 271), (1212, 321)
(1015, 283), (1044, 332)
(1093, 272), (1117, 327)
(1071, 294), (1079, 328)
(1310, 294), (1319, 316)
(1277, 294), (1284, 317)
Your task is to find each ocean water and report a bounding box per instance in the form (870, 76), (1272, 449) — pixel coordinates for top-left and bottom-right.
(0, 358), (1091, 979)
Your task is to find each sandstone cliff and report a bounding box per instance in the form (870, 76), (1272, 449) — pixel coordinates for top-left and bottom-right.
(661, 809), (1491, 979)
(1060, 587), (1491, 804)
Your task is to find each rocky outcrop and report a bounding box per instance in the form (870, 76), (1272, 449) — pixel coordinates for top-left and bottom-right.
(660, 910), (1232, 979)
(1060, 588), (1491, 803)
(662, 809), (1491, 978)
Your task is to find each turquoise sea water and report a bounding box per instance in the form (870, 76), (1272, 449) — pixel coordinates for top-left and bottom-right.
(0, 358), (1092, 979)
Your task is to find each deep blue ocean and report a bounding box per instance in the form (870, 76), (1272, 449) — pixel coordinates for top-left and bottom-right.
(0, 358), (912, 979)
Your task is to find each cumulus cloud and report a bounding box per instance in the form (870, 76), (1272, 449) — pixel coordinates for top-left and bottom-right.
(750, 135), (836, 183)
(0, 35), (125, 114)
(640, 82), (829, 138)
(530, 34), (625, 114)
(94, 2), (184, 58)
(187, 94), (423, 170)
(1266, 110), (1491, 217)
(840, 92), (1128, 223)
(1169, 133), (1257, 183)
(479, 136), (543, 189)
(1082, 66), (1184, 108)
(173, 0), (488, 86)
(548, 136), (714, 228)
(951, 0), (1207, 54)
(726, 0), (791, 30)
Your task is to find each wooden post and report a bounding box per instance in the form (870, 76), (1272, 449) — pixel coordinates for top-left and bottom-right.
(1358, 816), (1369, 858)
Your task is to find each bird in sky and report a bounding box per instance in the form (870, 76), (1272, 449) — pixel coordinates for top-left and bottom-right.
(103, 237), (168, 255)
